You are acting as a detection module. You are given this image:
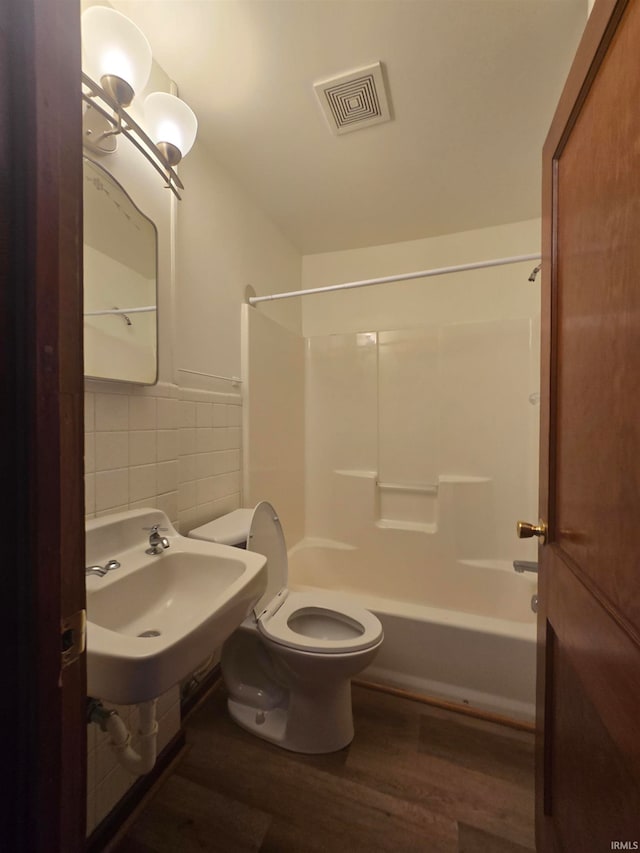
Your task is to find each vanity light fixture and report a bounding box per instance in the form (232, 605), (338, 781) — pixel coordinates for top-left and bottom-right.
(144, 92), (198, 167)
(81, 6), (198, 199)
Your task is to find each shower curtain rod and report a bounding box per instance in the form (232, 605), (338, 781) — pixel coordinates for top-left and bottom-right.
(248, 252), (542, 305)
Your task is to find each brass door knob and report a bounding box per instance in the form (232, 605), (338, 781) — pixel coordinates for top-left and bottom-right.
(517, 520), (547, 544)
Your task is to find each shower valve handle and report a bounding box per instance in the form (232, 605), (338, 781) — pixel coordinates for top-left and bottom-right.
(517, 519), (547, 545)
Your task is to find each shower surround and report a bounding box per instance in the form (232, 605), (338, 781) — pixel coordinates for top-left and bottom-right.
(296, 319), (539, 719)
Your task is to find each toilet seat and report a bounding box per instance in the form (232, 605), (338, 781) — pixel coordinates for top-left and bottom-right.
(257, 589), (383, 654)
(246, 501), (383, 655)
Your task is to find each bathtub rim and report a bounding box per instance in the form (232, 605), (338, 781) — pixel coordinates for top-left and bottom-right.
(291, 583), (537, 642)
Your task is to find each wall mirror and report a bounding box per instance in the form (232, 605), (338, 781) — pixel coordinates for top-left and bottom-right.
(83, 157), (158, 384)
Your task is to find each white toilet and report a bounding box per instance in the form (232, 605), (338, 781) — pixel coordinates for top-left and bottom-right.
(189, 501), (383, 753)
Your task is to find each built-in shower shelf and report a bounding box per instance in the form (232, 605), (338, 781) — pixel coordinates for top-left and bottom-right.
(377, 480), (438, 495)
(332, 469), (491, 533)
(438, 475), (491, 484)
(376, 519), (437, 534)
(288, 537), (357, 555)
(334, 469), (377, 479)
(334, 470), (489, 486)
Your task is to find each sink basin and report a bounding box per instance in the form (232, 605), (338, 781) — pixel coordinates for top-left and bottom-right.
(85, 508), (267, 704)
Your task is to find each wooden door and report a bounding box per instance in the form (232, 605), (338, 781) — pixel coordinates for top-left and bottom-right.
(537, 0), (640, 848)
(2, 0), (86, 850)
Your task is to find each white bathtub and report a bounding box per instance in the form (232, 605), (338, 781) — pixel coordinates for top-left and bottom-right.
(288, 541), (537, 723)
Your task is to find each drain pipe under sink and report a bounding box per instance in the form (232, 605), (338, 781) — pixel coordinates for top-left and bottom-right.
(88, 697), (159, 776)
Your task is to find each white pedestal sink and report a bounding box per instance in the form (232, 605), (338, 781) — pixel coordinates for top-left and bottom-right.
(85, 508), (267, 704)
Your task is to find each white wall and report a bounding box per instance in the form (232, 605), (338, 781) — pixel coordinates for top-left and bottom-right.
(301, 219), (541, 336)
(175, 140), (301, 394)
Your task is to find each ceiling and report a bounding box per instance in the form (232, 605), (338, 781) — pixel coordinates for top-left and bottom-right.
(113, 0), (587, 254)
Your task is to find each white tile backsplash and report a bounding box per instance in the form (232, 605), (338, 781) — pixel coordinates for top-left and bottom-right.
(178, 481), (196, 511)
(196, 401), (213, 428)
(157, 396), (179, 429)
(84, 432), (96, 474)
(85, 473), (96, 516)
(227, 404), (242, 427)
(129, 430), (157, 466)
(155, 490), (178, 523)
(95, 393), (128, 431)
(196, 476), (215, 505)
(84, 384), (243, 534)
(227, 427), (242, 450)
(212, 429), (229, 451)
(179, 399), (197, 428)
(95, 468), (129, 511)
(157, 460), (178, 495)
(129, 396), (157, 431)
(179, 453), (198, 484)
(179, 427), (198, 456)
(129, 463), (157, 502)
(197, 452), (215, 478)
(212, 403), (227, 427)
(157, 429), (178, 462)
(196, 428), (215, 453)
(95, 431), (129, 471)
(85, 392), (95, 433)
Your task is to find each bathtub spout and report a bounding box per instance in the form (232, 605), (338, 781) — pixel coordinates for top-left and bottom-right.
(513, 560), (538, 574)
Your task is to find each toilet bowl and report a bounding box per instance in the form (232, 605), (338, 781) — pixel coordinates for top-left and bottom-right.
(189, 501), (383, 753)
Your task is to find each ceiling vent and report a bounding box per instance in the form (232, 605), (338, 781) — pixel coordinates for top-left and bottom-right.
(313, 62), (392, 136)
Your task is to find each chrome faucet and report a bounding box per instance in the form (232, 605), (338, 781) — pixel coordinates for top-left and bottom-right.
(85, 559), (121, 578)
(145, 524), (170, 555)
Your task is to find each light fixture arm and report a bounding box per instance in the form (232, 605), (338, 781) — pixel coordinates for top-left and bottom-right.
(82, 72), (184, 198)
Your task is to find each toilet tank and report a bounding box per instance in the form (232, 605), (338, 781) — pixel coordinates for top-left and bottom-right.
(188, 509), (253, 548)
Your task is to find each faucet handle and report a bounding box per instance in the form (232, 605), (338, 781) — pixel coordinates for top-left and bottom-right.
(85, 559), (121, 577)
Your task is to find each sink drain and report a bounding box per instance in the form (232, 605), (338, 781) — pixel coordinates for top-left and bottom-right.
(137, 629), (161, 638)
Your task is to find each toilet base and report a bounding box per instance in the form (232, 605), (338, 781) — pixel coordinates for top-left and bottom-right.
(227, 677), (355, 754)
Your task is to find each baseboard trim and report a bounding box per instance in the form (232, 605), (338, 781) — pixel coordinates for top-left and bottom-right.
(354, 678), (536, 733)
(85, 731), (187, 853)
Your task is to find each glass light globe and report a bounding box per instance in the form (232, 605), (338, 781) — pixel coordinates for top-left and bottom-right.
(144, 93), (198, 165)
(81, 7), (152, 104)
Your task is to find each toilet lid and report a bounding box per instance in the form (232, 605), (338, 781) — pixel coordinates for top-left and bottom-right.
(247, 501), (288, 618)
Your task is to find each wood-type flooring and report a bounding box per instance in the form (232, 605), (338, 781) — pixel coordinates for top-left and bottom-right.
(113, 683), (536, 853)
